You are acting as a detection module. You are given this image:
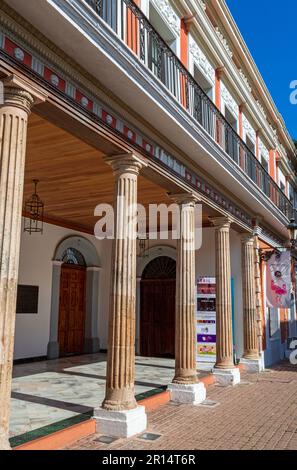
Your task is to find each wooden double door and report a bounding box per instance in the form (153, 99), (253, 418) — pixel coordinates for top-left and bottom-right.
(140, 278), (175, 358)
(58, 264), (86, 356)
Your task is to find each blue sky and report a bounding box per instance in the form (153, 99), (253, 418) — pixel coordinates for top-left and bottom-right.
(226, 0), (297, 140)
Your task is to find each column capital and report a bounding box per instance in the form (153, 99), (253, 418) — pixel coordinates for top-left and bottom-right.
(216, 66), (225, 79)
(168, 192), (200, 206)
(51, 260), (64, 267)
(104, 153), (147, 177)
(3, 75), (47, 113)
(240, 233), (255, 245)
(209, 216), (232, 229)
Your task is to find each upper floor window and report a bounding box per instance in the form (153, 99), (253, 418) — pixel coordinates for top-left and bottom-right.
(62, 248), (86, 266)
(224, 105), (238, 132)
(193, 65), (214, 100)
(260, 152), (269, 173)
(278, 168), (287, 194)
(149, 0), (180, 56)
(245, 135), (256, 155)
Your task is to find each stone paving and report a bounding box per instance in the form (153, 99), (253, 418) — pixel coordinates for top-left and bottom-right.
(67, 362), (297, 451)
(10, 354), (210, 439)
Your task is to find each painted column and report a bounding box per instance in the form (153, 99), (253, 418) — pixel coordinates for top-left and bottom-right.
(95, 153), (147, 438)
(240, 235), (263, 373)
(168, 194), (206, 404)
(47, 261), (63, 359)
(210, 217), (240, 385)
(0, 83), (34, 450)
(135, 276), (141, 356)
(84, 267), (101, 354)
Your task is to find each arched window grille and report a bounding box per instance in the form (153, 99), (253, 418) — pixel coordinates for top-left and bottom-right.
(61, 247), (86, 266)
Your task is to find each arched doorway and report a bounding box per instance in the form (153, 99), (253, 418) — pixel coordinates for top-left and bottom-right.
(58, 248), (87, 356)
(47, 236), (101, 359)
(140, 256), (176, 358)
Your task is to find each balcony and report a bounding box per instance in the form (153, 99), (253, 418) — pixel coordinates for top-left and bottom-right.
(3, 0), (293, 230)
(83, 0), (292, 220)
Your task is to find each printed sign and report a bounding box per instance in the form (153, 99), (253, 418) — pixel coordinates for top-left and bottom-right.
(196, 277), (216, 363)
(267, 251), (291, 308)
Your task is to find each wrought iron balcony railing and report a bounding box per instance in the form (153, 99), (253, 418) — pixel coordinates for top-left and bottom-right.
(85, 0), (293, 219)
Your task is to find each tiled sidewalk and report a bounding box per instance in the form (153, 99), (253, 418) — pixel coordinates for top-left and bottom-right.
(10, 354), (210, 445)
(67, 362), (297, 451)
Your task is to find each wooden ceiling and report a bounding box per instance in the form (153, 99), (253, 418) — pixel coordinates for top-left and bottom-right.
(25, 113), (172, 233)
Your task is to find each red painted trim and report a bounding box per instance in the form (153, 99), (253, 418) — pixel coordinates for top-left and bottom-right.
(124, 125), (136, 143)
(180, 19), (189, 68)
(215, 68), (222, 111)
(4, 38), (32, 69)
(102, 110), (117, 129)
(75, 90), (93, 111)
(269, 150), (276, 181)
(44, 67), (66, 92)
(126, 0), (140, 54)
(238, 107), (243, 139)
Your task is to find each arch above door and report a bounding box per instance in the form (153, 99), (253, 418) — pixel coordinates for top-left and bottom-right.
(137, 245), (176, 278)
(47, 235), (101, 359)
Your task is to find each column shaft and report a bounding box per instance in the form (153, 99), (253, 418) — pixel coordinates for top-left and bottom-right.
(0, 86), (33, 449)
(211, 218), (234, 369)
(103, 154), (143, 411)
(173, 197), (198, 384)
(242, 235), (259, 359)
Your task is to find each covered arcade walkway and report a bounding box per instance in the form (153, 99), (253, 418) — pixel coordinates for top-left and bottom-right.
(10, 354), (211, 447)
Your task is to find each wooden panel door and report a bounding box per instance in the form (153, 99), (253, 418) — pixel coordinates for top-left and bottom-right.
(58, 265), (86, 356)
(140, 279), (175, 358)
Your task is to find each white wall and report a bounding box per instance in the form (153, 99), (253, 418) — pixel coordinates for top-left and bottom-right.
(15, 221), (112, 359)
(15, 222), (244, 361)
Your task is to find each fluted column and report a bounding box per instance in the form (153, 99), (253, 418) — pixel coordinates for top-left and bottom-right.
(102, 153), (145, 412)
(241, 235), (259, 359)
(211, 217), (234, 370)
(254, 234), (264, 352)
(0, 85), (34, 450)
(173, 195), (198, 384)
(168, 194), (206, 404)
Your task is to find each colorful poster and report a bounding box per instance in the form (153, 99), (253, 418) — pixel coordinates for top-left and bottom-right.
(196, 277), (216, 363)
(267, 251), (292, 308)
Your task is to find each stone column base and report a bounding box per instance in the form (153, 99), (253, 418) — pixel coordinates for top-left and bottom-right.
(240, 357), (264, 373)
(47, 341), (59, 360)
(213, 367), (240, 386)
(0, 435), (11, 450)
(168, 382), (206, 405)
(94, 406), (147, 438)
(84, 337), (100, 354)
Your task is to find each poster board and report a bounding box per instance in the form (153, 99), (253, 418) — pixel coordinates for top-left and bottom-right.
(196, 277), (216, 363)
